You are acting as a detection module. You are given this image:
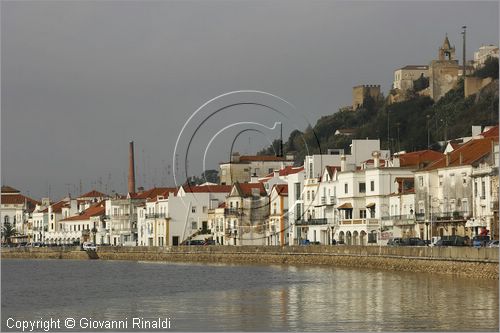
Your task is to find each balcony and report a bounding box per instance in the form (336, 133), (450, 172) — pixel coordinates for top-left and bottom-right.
(415, 213), (426, 221)
(225, 208), (244, 216)
(432, 211), (467, 221)
(382, 214), (416, 226)
(295, 218), (328, 226)
(145, 213), (167, 219)
(340, 218), (379, 226)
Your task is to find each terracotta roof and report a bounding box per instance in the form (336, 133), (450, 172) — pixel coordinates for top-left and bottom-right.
(324, 166), (339, 179)
(78, 190), (107, 198)
(264, 166), (304, 178)
(50, 200), (69, 213)
(398, 150), (444, 168)
(60, 201), (105, 222)
(182, 185), (232, 193)
(134, 187), (178, 199)
(273, 184), (288, 196)
(424, 137), (498, 171)
(234, 182), (267, 197)
(482, 125), (499, 138)
(1, 188), (40, 212)
(1, 185), (20, 194)
(218, 202), (226, 208)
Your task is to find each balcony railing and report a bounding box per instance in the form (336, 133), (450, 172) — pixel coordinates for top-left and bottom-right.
(340, 218), (379, 225)
(295, 218), (328, 226)
(432, 211), (467, 221)
(145, 213), (166, 219)
(224, 208), (244, 216)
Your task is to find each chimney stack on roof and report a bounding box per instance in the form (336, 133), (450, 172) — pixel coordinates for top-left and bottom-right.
(128, 141), (136, 194)
(372, 151), (380, 168)
(445, 152), (450, 167)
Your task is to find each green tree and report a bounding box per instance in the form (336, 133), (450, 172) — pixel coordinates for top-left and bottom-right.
(2, 221), (17, 244)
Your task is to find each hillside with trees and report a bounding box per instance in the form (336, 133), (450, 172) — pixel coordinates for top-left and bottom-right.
(258, 58), (499, 165)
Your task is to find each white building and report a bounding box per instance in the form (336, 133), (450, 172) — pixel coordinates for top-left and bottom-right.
(266, 184), (288, 245)
(415, 129), (498, 241)
(393, 65), (429, 91)
(1, 186), (39, 244)
(473, 44), (499, 69)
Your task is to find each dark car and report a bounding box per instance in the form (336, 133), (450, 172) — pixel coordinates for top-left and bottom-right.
(403, 238), (426, 246)
(387, 237), (403, 246)
(182, 239), (205, 246)
(472, 235), (490, 248)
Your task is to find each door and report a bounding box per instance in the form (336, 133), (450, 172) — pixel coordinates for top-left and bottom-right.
(172, 236), (179, 246)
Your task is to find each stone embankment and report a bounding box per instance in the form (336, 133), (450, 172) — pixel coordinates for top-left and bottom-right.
(2, 245), (498, 279)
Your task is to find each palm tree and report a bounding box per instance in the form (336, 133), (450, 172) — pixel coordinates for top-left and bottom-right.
(2, 221), (17, 244)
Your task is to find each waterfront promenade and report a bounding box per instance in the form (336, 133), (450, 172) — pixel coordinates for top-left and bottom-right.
(2, 245), (498, 279)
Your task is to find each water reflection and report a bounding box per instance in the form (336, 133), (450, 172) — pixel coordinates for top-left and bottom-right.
(1, 260), (498, 331)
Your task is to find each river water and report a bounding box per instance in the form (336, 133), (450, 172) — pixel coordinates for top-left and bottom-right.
(1, 259), (498, 331)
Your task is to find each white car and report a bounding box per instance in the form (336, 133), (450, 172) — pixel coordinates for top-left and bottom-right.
(82, 242), (97, 251)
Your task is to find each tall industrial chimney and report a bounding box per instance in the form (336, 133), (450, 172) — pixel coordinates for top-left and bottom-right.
(128, 141), (136, 194)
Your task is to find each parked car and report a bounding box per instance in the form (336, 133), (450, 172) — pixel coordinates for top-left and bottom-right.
(487, 240), (499, 248)
(472, 235), (490, 248)
(182, 239), (205, 246)
(387, 237), (403, 246)
(402, 238), (426, 246)
(82, 242), (97, 251)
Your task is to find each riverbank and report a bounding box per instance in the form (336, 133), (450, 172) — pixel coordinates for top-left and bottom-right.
(2, 245), (498, 279)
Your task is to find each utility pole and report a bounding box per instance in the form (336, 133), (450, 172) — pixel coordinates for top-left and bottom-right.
(462, 26), (467, 78)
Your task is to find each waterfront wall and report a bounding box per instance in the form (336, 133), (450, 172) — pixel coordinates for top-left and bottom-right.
(2, 245), (498, 279)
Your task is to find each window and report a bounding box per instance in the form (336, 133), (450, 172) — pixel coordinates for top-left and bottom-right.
(295, 183), (301, 200)
(481, 180), (486, 198)
(191, 221), (197, 230)
(360, 210), (366, 218)
(203, 206), (207, 213)
(192, 206), (196, 213)
(312, 190), (315, 199)
(309, 162), (313, 179)
(370, 181), (374, 192)
(296, 205), (302, 221)
(359, 182), (366, 193)
(268, 168), (273, 174)
(344, 183), (348, 194)
(4, 216), (9, 224)
(307, 191), (310, 200)
(439, 175), (443, 186)
(475, 181), (478, 197)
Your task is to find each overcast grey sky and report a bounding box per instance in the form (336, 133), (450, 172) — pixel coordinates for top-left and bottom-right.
(2, 0), (498, 199)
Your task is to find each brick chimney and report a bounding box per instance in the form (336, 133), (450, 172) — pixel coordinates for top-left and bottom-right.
(128, 141), (136, 194)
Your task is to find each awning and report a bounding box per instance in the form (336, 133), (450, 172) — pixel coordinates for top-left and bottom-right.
(366, 203), (376, 208)
(337, 202), (353, 209)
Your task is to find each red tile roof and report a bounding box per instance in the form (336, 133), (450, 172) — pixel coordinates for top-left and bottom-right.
(424, 137), (498, 171)
(133, 187), (178, 199)
(1, 187), (40, 212)
(78, 190), (107, 198)
(50, 200), (69, 213)
(60, 201), (105, 222)
(218, 202), (226, 208)
(481, 125), (499, 138)
(273, 184), (288, 196)
(264, 166), (304, 178)
(234, 182), (267, 197)
(1, 185), (20, 194)
(398, 150), (444, 168)
(182, 185), (232, 193)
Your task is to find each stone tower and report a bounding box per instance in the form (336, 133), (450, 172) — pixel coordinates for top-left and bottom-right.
(429, 34), (459, 101)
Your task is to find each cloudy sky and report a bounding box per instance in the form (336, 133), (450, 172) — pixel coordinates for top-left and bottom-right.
(2, 0), (498, 199)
